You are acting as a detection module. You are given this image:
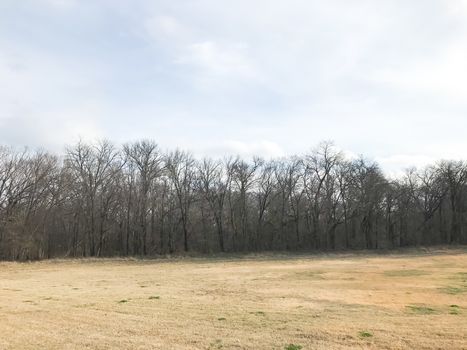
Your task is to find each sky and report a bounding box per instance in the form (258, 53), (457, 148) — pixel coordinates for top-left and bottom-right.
(1, 0), (467, 173)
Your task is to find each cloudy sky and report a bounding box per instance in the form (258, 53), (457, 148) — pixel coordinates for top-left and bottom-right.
(1, 0), (467, 172)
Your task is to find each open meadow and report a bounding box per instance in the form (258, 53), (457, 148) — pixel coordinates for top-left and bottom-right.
(1, 249), (466, 349)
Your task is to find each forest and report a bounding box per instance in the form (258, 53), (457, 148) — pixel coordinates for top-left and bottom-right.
(0, 140), (466, 260)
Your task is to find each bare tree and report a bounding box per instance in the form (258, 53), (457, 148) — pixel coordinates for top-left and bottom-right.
(254, 160), (276, 250)
(229, 157), (261, 250)
(65, 141), (121, 256)
(124, 140), (163, 254)
(0, 139), (466, 261)
(303, 141), (342, 248)
(196, 157), (233, 252)
(166, 150), (196, 252)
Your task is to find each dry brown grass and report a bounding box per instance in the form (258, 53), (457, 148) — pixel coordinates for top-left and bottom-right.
(1, 248), (466, 349)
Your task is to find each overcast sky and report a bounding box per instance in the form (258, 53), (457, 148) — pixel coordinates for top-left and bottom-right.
(1, 0), (467, 172)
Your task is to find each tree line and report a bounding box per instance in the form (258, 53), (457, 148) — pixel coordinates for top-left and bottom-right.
(0, 140), (466, 260)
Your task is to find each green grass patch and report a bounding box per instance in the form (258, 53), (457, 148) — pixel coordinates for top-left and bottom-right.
(358, 331), (373, 338)
(406, 305), (437, 314)
(449, 272), (467, 282)
(440, 272), (467, 294)
(449, 305), (461, 315)
(250, 311), (266, 316)
(439, 286), (467, 295)
(148, 295), (160, 300)
(208, 339), (223, 349)
(285, 344), (302, 350)
(217, 317), (226, 321)
(118, 299), (129, 304)
(383, 269), (429, 277)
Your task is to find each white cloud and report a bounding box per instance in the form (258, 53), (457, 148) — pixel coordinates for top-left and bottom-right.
(41, 0), (76, 10)
(375, 41), (467, 100)
(0, 104), (104, 151)
(376, 154), (437, 172)
(221, 140), (285, 159)
(59, 111), (104, 146)
(177, 41), (255, 76)
(144, 15), (191, 43)
(1, 0), (467, 173)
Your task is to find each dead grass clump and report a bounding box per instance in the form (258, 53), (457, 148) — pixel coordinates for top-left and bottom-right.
(294, 270), (326, 280)
(1, 250), (467, 349)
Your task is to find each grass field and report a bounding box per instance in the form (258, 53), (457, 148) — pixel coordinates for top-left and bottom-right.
(1, 249), (466, 349)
